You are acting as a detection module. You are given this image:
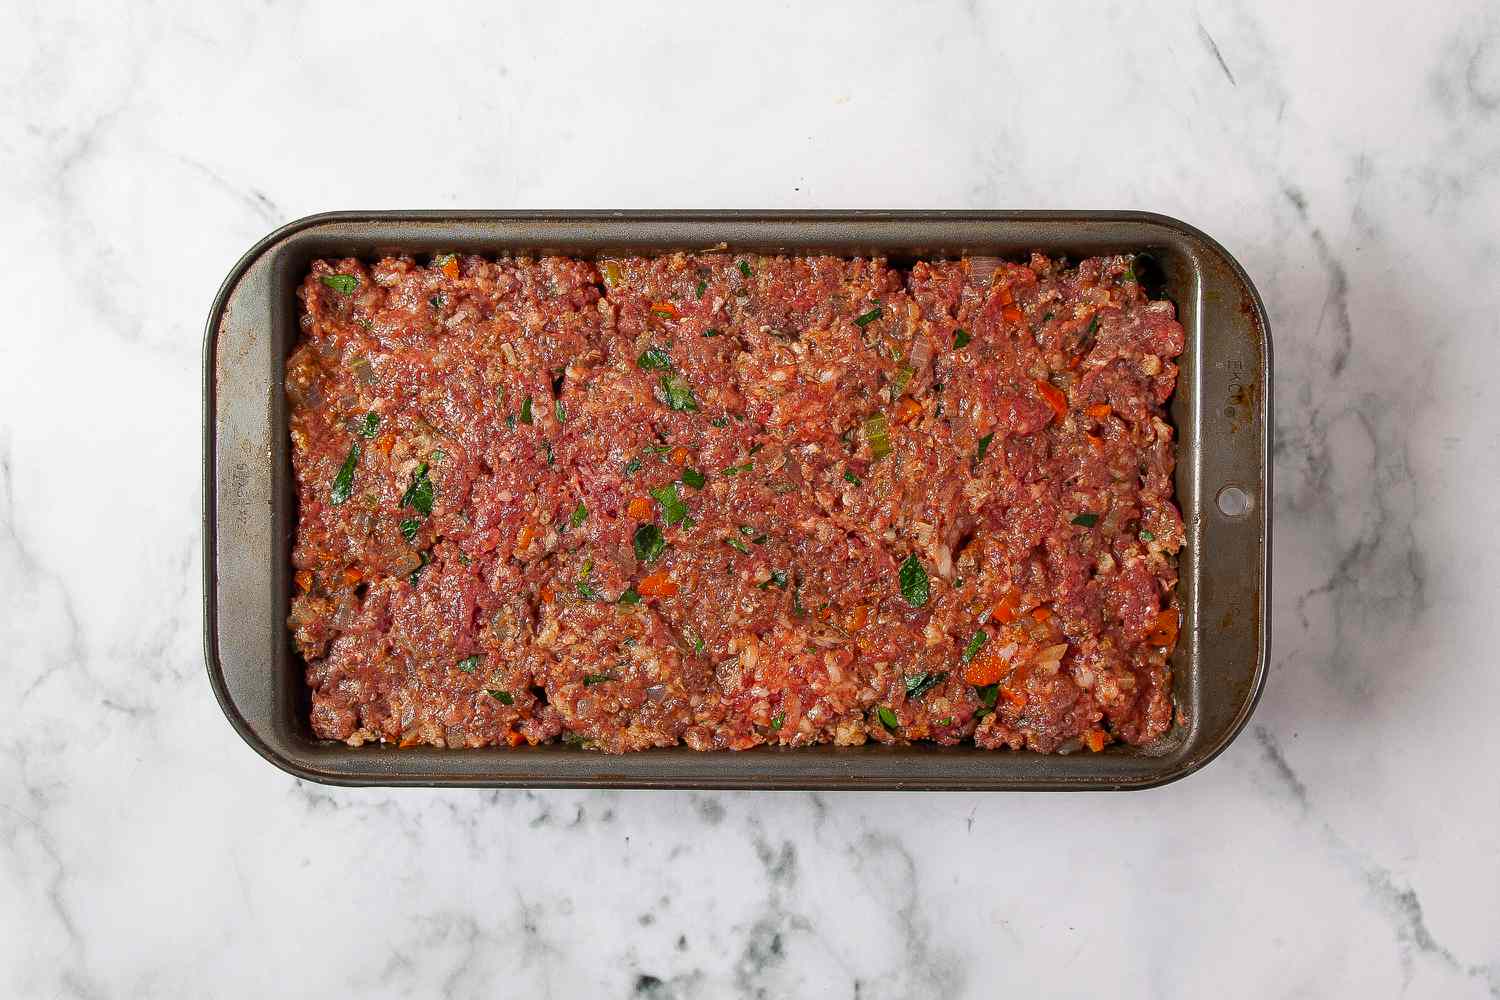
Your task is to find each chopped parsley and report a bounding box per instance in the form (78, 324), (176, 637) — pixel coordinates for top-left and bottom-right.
(876, 706), (898, 729)
(843, 470), (862, 486)
(961, 629), (988, 663)
(1071, 513), (1100, 528)
(738, 260), (752, 278)
(617, 586), (641, 606)
(555, 400), (566, 423)
(487, 689), (514, 705)
(905, 672), (946, 700)
(519, 395), (534, 424)
(695, 279), (707, 299)
(320, 273), (358, 294)
(721, 461), (753, 477)
(976, 684), (999, 708)
(637, 347), (674, 371)
(456, 655), (481, 673)
(681, 467), (706, 489)
(633, 523), (666, 562)
(399, 518), (420, 543)
(567, 502), (588, 530)
(864, 414), (891, 460)
(855, 307), (883, 328)
(543, 440), (554, 466)
(660, 374), (699, 412)
(726, 535), (751, 555)
(953, 328), (971, 349)
(702, 328), (721, 338)
(356, 412), (380, 438)
(582, 673), (615, 686)
(976, 432), (994, 461)
(330, 443), (359, 506)
(650, 482), (688, 527)
(898, 554), (929, 608)
(1139, 529), (1155, 542)
(770, 712), (785, 731)
(758, 569), (789, 590)
(624, 457), (643, 476)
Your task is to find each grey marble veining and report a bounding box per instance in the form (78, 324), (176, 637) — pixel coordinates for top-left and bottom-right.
(2, 1), (1499, 997)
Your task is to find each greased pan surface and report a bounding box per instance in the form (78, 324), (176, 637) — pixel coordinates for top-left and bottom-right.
(203, 211), (1270, 790)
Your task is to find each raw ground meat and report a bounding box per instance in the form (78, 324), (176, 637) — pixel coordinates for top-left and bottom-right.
(287, 250), (1184, 753)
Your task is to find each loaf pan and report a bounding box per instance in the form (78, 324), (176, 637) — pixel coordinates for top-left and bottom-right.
(203, 211), (1271, 790)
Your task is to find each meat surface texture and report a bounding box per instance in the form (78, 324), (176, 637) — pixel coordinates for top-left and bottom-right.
(287, 250), (1185, 754)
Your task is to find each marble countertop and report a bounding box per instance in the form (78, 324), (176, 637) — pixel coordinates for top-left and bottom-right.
(3, 2), (1498, 996)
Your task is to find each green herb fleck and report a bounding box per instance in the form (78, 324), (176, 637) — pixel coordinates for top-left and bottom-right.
(877, 706), (899, 729)
(710, 416), (730, 427)
(1042, 311), (1055, 323)
(962, 629), (988, 663)
(582, 673), (615, 686)
(695, 279), (707, 299)
(726, 535), (751, 555)
(976, 684), (999, 708)
(898, 554), (929, 608)
(520, 395), (534, 424)
(568, 502), (588, 530)
(770, 712), (785, 731)
(555, 400), (566, 423)
(977, 432), (994, 462)
(721, 462), (753, 477)
(356, 412), (380, 438)
(935, 716), (953, 727)
(330, 443), (360, 506)
(855, 307), (883, 328)
(399, 518), (420, 543)
(843, 470), (862, 486)
(681, 468), (706, 489)
(864, 413), (892, 460)
(905, 671), (946, 700)
(506, 413), (517, 430)
(320, 273), (358, 294)
(650, 482), (688, 527)
(758, 569), (789, 590)
(633, 523), (666, 562)
(487, 689), (514, 705)
(624, 457), (643, 475)
(618, 586), (641, 606)
(1071, 513), (1099, 528)
(1087, 315), (1101, 336)
(1123, 263), (1136, 282)
(456, 655), (481, 673)
(637, 347), (674, 372)
(738, 260), (752, 278)
(562, 733), (590, 748)
(1139, 529), (1156, 542)
(953, 328), (972, 349)
(702, 328), (721, 338)
(661, 374), (699, 412)
(543, 440), (554, 466)
(430, 449), (445, 463)
(577, 578), (600, 601)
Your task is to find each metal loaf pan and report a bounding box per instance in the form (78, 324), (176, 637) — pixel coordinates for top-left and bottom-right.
(203, 211), (1271, 790)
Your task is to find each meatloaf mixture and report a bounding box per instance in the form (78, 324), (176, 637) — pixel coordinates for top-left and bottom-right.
(287, 250), (1185, 753)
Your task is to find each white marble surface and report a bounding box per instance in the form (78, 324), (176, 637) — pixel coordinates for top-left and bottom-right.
(3, 1), (1499, 996)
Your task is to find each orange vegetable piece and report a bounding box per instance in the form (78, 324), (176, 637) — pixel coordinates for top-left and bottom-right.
(844, 605), (870, 632)
(1031, 606), (1051, 622)
(637, 570), (679, 598)
(894, 395), (922, 426)
(650, 301), (678, 317)
(1085, 433), (1105, 453)
(627, 496), (655, 520)
(1066, 353), (1084, 370)
(1146, 608), (1180, 649)
(294, 569), (313, 593)
(1034, 379), (1068, 420)
(342, 567), (362, 587)
(669, 446), (691, 467)
(963, 644), (1006, 686)
(1001, 306), (1023, 324)
(505, 730), (525, 748)
(1001, 686), (1028, 709)
(1087, 403), (1112, 420)
(516, 525), (535, 550)
(539, 584), (555, 604)
(1084, 729), (1106, 752)
(991, 590), (1020, 624)
(440, 256), (460, 279)
(398, 733), (423, 748)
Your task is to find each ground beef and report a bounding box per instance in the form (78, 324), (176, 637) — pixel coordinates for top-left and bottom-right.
(288, 250), (1185, 753)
